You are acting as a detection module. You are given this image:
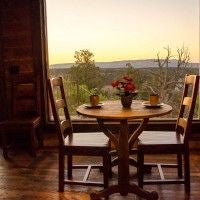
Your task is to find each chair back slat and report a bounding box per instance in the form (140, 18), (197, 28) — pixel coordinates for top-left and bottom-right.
(48, 77), (73, 146)
(182, 97), (191, 106)
(10, 74), (40, 118)
(185, 75), (196, 84)
(176, 75), (199, 141)
(60, 120), (71, 133)
(51, 77), (62, 86)
(56, 99), (66, 110)
(177, 117), (187, 130)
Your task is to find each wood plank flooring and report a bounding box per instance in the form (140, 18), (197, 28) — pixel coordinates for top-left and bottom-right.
(0, 133), (200, 200)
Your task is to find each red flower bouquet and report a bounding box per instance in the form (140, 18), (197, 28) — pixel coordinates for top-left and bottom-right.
(112, 75), (137, 96)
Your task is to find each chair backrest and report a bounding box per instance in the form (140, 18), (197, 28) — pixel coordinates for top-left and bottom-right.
(48, 76), (73, 146)
(176, 74), (199, 143)
(10, 74), (40, 118)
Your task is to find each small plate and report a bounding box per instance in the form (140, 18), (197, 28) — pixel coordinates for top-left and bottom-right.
(84, 103), (104, 109)
(142, 101), (164, 108)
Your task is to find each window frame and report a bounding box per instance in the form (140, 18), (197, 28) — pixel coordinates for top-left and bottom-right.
(41, 0), (200, 139)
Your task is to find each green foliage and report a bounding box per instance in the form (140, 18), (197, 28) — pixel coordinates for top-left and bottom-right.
(50, 47), (199, 118)
(69, 49), (103, 90)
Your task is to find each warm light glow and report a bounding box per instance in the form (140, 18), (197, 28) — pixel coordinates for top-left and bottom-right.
(46, 0), (199, 64)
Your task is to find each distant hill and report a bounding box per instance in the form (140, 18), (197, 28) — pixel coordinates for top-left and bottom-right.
(50, 59), (199, 69)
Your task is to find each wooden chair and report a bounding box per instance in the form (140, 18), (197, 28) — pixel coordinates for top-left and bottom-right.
(0, 74), (42, 158)
(48, 76), (110, 192)
(137, 74), (199, 193)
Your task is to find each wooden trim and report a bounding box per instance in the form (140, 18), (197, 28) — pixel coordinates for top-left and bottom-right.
(30, 0), (49, 128)
(0, 2), (8, 120)
(44, 119), (200, 140)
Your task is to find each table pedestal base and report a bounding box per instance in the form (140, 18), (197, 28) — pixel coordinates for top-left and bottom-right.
(90, 184), (159, 200)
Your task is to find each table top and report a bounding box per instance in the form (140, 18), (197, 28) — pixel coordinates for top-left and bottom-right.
(76, 100), (172, 120)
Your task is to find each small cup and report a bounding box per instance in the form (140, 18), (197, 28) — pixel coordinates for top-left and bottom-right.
(90, 95), (99, 106)
(149, 93), (159, 105)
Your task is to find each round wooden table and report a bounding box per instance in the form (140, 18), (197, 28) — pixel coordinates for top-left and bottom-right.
(77, 100), (172, 200)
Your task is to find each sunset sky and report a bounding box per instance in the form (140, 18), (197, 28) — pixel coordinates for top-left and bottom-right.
(46, 0), (199, 64)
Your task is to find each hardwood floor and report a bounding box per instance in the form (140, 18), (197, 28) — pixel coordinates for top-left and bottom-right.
(0, 133), (200, 200)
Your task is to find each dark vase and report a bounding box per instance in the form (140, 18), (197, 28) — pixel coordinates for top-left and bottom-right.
(121, 95), (133, 108)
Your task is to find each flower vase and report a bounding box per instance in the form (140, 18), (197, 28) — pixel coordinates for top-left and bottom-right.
(121, 95), (133, 108)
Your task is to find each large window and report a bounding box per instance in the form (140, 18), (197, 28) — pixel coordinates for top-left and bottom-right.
(46, 0), (199, 118)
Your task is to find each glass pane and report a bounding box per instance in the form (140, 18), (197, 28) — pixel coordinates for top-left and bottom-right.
(46, 0), (199, 118)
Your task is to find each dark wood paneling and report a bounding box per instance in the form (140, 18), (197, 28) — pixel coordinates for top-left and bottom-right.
(30, 0), (49, 127)
(0, 0), (7, 120)
(0, 0), (45, 122)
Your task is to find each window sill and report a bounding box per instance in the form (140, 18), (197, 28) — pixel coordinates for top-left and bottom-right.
(46, 116), (200, 139)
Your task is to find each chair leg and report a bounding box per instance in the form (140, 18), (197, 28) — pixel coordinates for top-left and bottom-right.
(137, 150), (144, 188)
(59, 152), (64, 192)
(177, 153), (182, 178)
(184, 151), (190, 193)
(67, 155), (72, 179)
(103, 154), (110, 188)
(108, 153), (112, 177)
(30, 128), (37, 157)
(1, 132), (8, 159)
(37, 125), (43, 148)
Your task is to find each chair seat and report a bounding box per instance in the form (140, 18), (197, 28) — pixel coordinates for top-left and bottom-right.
(0, 116), (41, 158)
(64, 132), (109, 153)
(0, 116), (40, 129)
(138, 131), (184, 153)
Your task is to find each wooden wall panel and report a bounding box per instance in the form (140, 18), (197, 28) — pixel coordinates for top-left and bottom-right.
(0, 0), (47, 123)
(1, 0), (33, 74)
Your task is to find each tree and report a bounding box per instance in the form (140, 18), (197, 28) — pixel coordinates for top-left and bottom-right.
(142, 46), (194, 116)
(69, 49), (103, 90)
(69, 49), (103, 105)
